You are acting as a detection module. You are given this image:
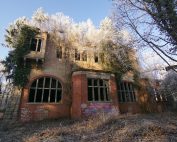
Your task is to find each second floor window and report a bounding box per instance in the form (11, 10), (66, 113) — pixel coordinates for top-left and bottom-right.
(94, 53), (99, 63)
(75, 49), (80, 61)
(82, 51), (87, 61)
(56, 47), (62, 59)
(30, 38), (42, 52)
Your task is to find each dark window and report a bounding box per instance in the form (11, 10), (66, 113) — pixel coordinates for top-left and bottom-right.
(29, 77), (62, 103)
(82, 51), (87, 61)
(30, 38), (37, 51)
(56, 47), (62, 59)
(88, 78), (110, 102)
(36, 89), (42, 102)
(75, 49), (80, 61)
(99, 52), (105, 63)
(94, 53), (99, 63)
(37, 39), (42, 51)
(50, 89), (56, 102)
(30, 38), (42, 52)
(88, 87), (93, 101)
(29, 89), (35, 102)
(118, 82), (136, 103)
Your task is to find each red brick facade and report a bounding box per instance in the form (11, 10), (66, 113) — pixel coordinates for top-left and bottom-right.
(20, 75), (71, 122)
(71, 72), (119, 119)
(18, 33), (142, 122)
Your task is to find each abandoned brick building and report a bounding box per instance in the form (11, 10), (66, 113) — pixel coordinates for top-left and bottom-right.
(16, 31), (144, 122)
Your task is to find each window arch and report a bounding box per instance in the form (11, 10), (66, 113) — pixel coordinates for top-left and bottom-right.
(28, 76), (62, 103)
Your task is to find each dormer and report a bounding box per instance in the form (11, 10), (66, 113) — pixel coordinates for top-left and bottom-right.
(24, 32), (47, 62)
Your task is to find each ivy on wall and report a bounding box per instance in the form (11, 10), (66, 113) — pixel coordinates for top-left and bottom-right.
(1, 25), (39, 87)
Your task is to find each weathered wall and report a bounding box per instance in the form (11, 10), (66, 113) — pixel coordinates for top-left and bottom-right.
(119, 103), (140, 114)
(19, 33), (144, 121)
(20, 36), (72, 121)
(71, 71), (119, 119)
(20, 88), (70, 121)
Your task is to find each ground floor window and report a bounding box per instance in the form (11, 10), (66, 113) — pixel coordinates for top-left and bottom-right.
(118, 82), (136, 102)
(88, 78), (110, 102)
(29, 77), (62, 103)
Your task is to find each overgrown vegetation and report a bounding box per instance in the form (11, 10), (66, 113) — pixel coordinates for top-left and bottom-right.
(1, 8), (139, 88)
(0, 112), (177, 142)
(1, 25), (39, 87)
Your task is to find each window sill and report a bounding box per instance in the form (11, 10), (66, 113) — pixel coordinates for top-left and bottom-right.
(88, 101), (112, 103)
(27, 102), (62, 105)
(119, 102), (137, 104)
(75, 60), (87, 62)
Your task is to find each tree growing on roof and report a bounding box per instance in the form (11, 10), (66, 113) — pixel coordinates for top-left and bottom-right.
(2, 8), (138, 88)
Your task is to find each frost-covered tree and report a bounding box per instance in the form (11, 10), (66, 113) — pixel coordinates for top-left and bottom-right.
(160, 71), (177, 102)
(3, 8), (137, 81)
(5, 17), (29, 47)
(31, 7), (49, 31)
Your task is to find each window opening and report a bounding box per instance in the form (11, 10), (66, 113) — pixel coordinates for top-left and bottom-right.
(56, 47), (62, 59)
(118, 82), (136, 103)
(94, 53), (99, 63)
(88, 78), (110, 102)
(30, 38), (42, 52)
(75, 49), (80, 61)
(29, 77), (62, 103)
(82, 51), (87, 61)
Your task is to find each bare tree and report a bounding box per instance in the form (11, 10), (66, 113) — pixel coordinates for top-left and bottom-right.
(112, 0), (177, 70)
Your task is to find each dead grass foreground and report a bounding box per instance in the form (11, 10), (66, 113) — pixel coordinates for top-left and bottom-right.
(0, 112), (177, 142)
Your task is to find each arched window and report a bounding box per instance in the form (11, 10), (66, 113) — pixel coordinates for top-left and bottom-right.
(28, 77), (62, 103)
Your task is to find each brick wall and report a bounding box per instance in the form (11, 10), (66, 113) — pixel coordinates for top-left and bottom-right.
(71, 71), (119, 118)
(19, 34), (143, 121)
(19, 39), (72, 122)
(20, 88), (70, 122)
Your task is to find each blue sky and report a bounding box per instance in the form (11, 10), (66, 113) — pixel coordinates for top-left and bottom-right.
(0, 0), (112, 59)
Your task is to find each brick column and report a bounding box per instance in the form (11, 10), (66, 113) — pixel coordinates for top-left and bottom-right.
(71, 73), (86, 118)
(110, 76), (120, 114)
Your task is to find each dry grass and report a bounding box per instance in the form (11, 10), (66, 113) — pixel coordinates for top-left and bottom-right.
(0, 112), (177, 142)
